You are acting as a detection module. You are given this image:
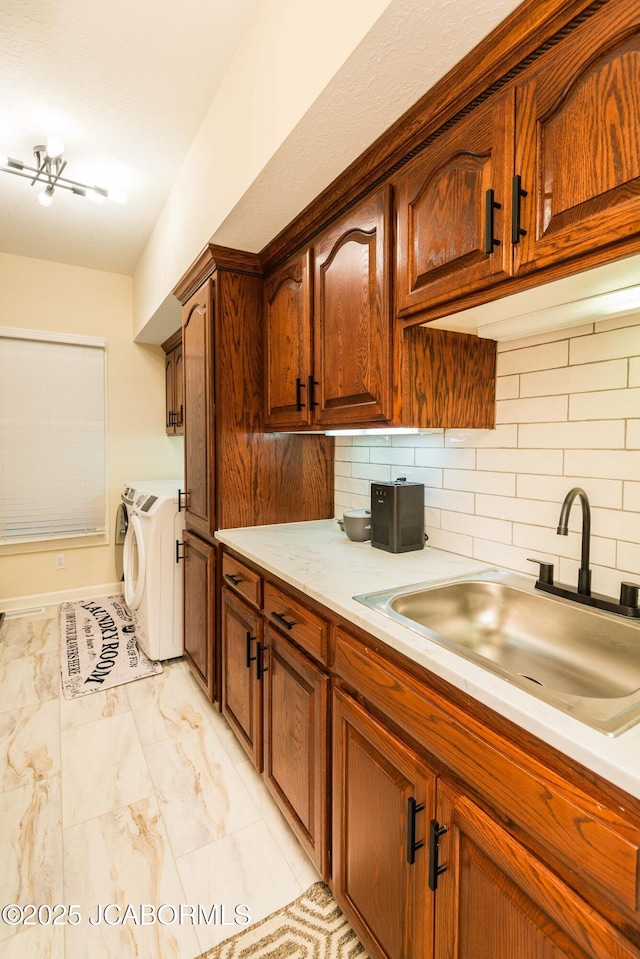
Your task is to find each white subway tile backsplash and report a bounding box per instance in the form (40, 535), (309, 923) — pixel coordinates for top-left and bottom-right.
(496, 375), (519, 400)
(475, 494), (558, 527)
(626, 421), (640, 449)
(332, 320), (640, 588)
(518, 420), (624, 449)
(623, 482), (640, 512)
(441, 510), (511, 544)
(617, 541), (640, 576)
(496, 395), (568, 424)
(445, 425), (518, 448)
(519, 359), (627, 398)
(369, 447), (415, 466)
(426, 529), (473, 557)
(570, 387), (640, 420)
(414, 447), (476, 469)
(444, 469), (516, 496)
(516, 474), (622, 508)
(570, 325), (640, 364)
(564, 449), (640, 481)
(497, 340), (567, 375)
(476, 448), (563, 474)
(425, 488), (475, 513)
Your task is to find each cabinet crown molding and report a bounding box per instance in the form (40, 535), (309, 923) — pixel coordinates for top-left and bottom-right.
(173, 243), (263, 304)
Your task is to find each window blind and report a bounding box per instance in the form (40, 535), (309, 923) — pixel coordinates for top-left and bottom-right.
(0, 329), (107, 544)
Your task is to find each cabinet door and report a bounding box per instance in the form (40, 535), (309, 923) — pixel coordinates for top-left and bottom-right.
(263, 625), (329, 878)
(313, 186), (392, 427)
(514, 9), (640, 273)
(183, 531), (215, 702)
(182, 282), (214, 538)
(434, 780), (640, 959)
(221, 588), (263, 770)
(332, 688), (436, 959)
(165, 349), (176, 433)
(264, 249), (313, 429)
(173, 342), (184, 435)
(395, 90), (514, 317)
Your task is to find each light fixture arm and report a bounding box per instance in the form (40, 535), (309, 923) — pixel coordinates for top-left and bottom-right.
(0, 140), (123, 204)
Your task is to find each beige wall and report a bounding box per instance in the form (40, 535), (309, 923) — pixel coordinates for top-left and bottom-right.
(132, 0), (392, 337)
(0, 252), (183, 605)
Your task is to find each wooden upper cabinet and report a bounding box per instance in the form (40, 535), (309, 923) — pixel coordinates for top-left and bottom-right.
(182, 282), (215, 539)
(264, 249), (313, 429)
(514, 8), (640, 274)
(395, 90), (514, 318)
(313, 186), (393, 427)
(162, 330), (184, 435)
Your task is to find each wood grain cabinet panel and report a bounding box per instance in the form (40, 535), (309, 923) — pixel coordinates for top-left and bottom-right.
(514, 6), (640, 273)
(221, 588), (263, 770)
(264, 249), (313, 429)
(182, 284), (214, 539)
(263, 625), (329, 878)
(332, 687), (436, 959)
(395, 90), (514, 317)
(313, 186), (392, 427)
(182, 531), (215, 701)
(162, 330), (184, 435)
(434, 780), (640, 959)
(264, 581), (329, 664)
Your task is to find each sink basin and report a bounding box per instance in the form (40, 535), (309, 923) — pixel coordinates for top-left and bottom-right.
(355, 569), (640, 735)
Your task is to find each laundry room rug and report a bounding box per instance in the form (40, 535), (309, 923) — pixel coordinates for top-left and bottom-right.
(60, 595), (162, 699)
(196, 882), (369, 958)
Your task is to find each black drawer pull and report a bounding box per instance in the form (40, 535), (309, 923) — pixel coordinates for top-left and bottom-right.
(407, 796), (425, 865)
(295, 376), (306, 412)
(246, 631), (256, 668)
(483, 188), (501, 254)
(428, 819), (448, 890)
(224, 573), (242, 586)
(256, 641), (269, 679)
(271, 610), (296, 630)
(511, 174), (528, 244)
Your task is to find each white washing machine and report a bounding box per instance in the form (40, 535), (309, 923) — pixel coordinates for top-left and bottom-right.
(123, 480), (185, 660)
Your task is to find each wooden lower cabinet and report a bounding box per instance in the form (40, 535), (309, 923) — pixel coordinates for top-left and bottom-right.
(182, 530), (215, 701)
(221, 588), (263, 770)
(263, 625), (329, 878)
(435, 780), (640, 959)
(332, 688), (436, 959)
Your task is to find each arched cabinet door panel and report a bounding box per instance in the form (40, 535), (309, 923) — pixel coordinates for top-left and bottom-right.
(313, 186), (393, 427)
(514, 9), (640, 273)
(395, 90), (514, 318)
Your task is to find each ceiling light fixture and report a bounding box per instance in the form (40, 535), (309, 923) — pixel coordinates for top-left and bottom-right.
(0, 138), (127, 207)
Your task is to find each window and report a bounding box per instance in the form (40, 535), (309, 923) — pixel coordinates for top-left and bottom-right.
(0, 328), (107, 544)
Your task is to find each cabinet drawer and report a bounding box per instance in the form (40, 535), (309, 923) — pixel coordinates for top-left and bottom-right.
(334, 627), (640, 922)
(222, 554), (262, 609)
(264, 582), (329, 664)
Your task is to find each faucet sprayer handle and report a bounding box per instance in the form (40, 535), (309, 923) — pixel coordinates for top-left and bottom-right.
(620, 582), (640, 610)
(527, 558), (554, 586)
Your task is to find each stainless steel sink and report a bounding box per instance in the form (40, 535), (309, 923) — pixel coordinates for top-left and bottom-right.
(355, 569), (640, 736)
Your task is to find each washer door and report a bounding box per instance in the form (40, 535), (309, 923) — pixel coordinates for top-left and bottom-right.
(123, 513), (146, 610)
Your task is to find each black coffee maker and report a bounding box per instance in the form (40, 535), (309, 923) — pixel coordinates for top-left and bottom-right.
(370, 479), (425, 553)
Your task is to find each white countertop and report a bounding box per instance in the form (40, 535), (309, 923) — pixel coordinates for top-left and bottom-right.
(215, 519), (640, 801)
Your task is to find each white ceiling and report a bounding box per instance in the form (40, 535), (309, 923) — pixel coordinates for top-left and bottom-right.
(5, 0), (581, 300)
(0, 0), (260, 274)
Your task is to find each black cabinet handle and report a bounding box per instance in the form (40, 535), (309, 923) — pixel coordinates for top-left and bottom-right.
(176, 540), (185, 563)
(246, 631), (256, 668)
(295, 376), (306, 412)
(168, 410), (175, 427)
(224, 573), (242, 586)
(308, 375), (319, 409)
(511, 174), (528, 244)
(271, 611), (296, 630)
(256, 641), (269, 679)
(406, 797), (425, 865)
(178, 489), (187, 512)
(428, 819), (448, 890)
(177, 404), (183, 427)
(483, 189), (501, 254)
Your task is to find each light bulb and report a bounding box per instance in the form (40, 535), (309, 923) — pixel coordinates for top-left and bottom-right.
(37, 186), (54, 207)
(45, 136), (64, 159)
(0, 153), (8, 167)
(107, 188), (127, 205)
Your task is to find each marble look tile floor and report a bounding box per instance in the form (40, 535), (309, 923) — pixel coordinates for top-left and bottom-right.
(0, 607), (320, 959)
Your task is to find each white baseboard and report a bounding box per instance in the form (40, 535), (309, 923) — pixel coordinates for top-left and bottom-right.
(0, 581), (124, 614)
